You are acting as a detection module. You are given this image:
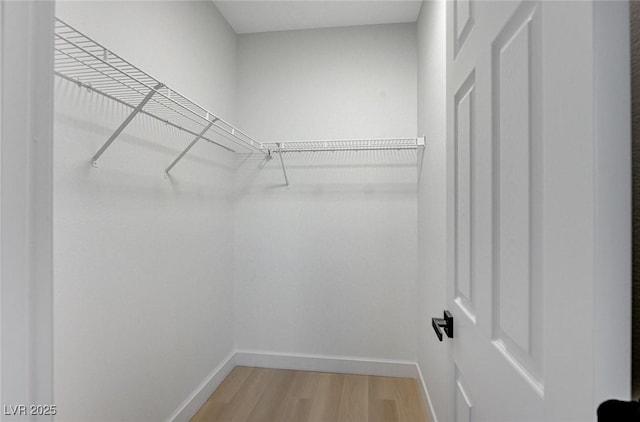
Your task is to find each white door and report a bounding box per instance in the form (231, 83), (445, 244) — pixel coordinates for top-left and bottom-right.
(446, 1), (630, 421)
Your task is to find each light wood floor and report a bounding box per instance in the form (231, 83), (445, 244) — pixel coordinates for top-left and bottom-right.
(190, 367), (428, 422)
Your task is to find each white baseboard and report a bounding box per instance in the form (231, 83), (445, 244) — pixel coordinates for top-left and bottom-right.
(234, 350), (418, 379)
(166, 350), (433, 422)
(165, 351), (236, 422)
(416, 363), (439, 422)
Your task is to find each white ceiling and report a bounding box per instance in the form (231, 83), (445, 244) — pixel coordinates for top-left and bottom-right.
(214, 1), (423, 34)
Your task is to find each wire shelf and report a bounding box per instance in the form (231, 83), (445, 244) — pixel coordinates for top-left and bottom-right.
(54, 17), (422, 179)
(265, 138), (423, 153)
(54, 18), (265, 169)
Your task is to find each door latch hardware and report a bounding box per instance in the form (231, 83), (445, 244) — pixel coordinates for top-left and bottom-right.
(432, 310), (454, 341)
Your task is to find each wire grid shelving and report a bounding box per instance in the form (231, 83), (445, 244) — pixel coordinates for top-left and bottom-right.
(54, 18), (266, 172)
(54, 17), (423, 180)
(264, 138), (423, 153)
(265, 137), (424, 186)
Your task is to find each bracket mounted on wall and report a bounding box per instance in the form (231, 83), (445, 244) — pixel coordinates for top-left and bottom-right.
(417, 135), (426, 175)
(165, 121), (216, 174)
(92, 82), (164, 167)
(276, 143), (289, 186)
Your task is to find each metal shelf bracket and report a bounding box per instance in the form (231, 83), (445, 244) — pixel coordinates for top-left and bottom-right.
(91, 82), (164, 167)
(276, 142), (289, 186)
(418, 136), (426, 175)
(165, 121), (215, 175)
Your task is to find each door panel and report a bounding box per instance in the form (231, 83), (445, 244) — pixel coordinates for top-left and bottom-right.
(454, 0), (474, 58)
(446, 1), (630, 420)
(492, 1), (543, 382)
(448, 1), (545, 421)
(454, 368), (473, 422)
(454, 70), (476, 322)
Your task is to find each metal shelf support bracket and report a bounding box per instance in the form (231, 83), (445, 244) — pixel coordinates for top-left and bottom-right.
(165, 121), (215, 175)
(276, 142), (289, 186)
(91, 82), (164, 167)
(417, 136), (426, 175)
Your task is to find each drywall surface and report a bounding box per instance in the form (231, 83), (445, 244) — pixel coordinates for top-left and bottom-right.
(234, 24), (418, 361)
(54, 2), (236, 421)
(236, 23), (417, 141)
(1, 0), (55, 414)
(416, 2), (450, 421)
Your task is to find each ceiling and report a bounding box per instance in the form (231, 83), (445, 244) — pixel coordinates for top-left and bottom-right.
(214, 1), (423, 34)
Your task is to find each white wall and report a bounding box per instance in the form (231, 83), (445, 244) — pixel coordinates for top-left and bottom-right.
(236, 24), (417, 141)
(54, 2), (237, 421)
(415, 2), (450, 422)
(1, 2), (55, 420)
(233, 24), (419, 362)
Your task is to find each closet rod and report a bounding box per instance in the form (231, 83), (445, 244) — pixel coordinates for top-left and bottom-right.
(54, 18), (267, 168)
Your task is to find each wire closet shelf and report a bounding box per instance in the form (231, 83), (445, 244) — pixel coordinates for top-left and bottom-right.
(54, 17), (424, 175)
(54, 18), (265, 171)
(265, 138), (423, 153)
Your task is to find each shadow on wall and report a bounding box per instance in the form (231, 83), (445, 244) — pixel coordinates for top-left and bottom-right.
(233, 149), (419, 198)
